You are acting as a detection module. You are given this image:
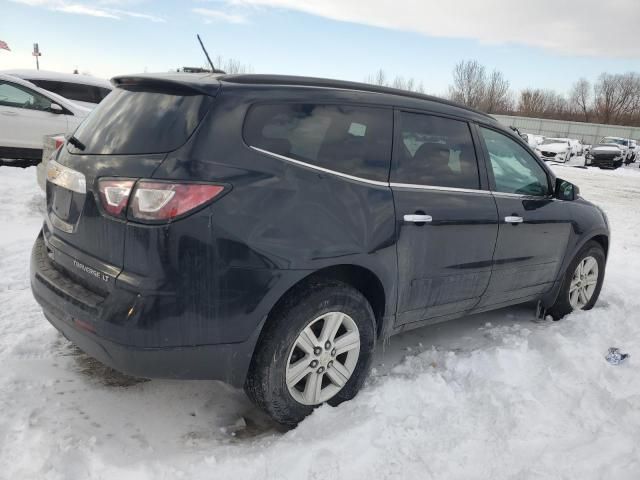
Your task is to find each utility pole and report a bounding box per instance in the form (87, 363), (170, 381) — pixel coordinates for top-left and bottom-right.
(32, 43), (41, 70)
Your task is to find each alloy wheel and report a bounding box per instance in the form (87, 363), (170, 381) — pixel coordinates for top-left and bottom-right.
(285, 311), (360, 405)
(569, 256), (599, 309)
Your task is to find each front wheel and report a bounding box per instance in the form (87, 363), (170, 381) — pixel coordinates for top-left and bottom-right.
(547, 241), (605, 319)
(245, 281), (376, 426)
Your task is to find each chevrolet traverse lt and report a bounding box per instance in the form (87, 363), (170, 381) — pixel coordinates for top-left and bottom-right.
(31, 74), (610, 425)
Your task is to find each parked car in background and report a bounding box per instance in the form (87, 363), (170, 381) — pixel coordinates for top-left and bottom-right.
(535, 137), (572, 162)
(598, 136), (633, 163)
(0, 74), (90, 165)
(628, 140), (637, 162)
(521, 132), (544, 148)
(568, 139), (584, 156)
(37, 134), (66, 190)
(1, 69), (112, 109)
(31, 73), (609, 426)
(586, 138), (626, 168)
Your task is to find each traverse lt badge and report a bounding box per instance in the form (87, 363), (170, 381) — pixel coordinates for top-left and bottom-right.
(72, 259), (110, 283)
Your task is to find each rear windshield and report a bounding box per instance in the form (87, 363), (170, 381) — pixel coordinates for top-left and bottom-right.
(69, 85), (214, 155)
(30, 79), (111, 104)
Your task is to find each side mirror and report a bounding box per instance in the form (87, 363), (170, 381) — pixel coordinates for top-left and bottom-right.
(555, 178), (579, 201)
(49, 103), (64, 114)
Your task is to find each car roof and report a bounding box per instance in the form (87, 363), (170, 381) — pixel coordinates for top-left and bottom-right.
(111, 72), (499, 126)
(1, 69), (112, 89)
(219, 74), (496, 121)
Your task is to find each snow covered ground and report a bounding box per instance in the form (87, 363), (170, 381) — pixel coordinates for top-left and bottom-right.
(1, 161), (640, 479)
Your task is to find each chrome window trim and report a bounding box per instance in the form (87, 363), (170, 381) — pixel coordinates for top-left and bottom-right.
(490, 191), (552, 200)
(390, 182), (492, 195)
(249, 146), (390, 187)
(250, 145), (550, 198)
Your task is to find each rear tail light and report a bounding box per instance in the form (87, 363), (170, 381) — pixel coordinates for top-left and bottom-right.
(98, 179), (135, 218)
(129, 182), (225, 221)
(97, 179), (225, 222)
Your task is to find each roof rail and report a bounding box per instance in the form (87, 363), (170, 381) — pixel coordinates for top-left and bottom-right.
(218, 74), (494, 120)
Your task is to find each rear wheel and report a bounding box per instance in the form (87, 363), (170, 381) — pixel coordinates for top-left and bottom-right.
(245, 281), (376, 426)
(547, 241), (605, 319)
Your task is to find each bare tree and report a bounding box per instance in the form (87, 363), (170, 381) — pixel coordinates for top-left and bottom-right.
(518, 89), (547, 117)
(365, 69), (388, 86)
(448, 60), (487, 109)
(364, 69), (425, 93)
(569, 78), (592, 122)
(366, 62), (640, 126)
(516, 88), (567, 118)
(483, 69), (511, 114)
(212, 55), (253, 74)
(594, 72), (640, 124)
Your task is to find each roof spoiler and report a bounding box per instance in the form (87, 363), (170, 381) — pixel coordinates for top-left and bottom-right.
(111, 75), (221, 97)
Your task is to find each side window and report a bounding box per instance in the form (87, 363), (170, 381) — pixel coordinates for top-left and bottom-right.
(0, 81), (52, 111)
(392, 112), (480, 189)
(243, 103), (392, 182)
(480, 127), (550, 196)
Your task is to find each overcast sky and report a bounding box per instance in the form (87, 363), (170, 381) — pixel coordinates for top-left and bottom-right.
(2, 0), (640, 95)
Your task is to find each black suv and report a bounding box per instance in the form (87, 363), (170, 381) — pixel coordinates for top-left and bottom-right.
(31, 74), (609, 425)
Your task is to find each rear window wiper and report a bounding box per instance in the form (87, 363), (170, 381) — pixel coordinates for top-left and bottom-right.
(67, 135), (86, 151)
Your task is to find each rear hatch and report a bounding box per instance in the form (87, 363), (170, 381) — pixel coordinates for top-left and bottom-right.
(45, 76), (219, 291)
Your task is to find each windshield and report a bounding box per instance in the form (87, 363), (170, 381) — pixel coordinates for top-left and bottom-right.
(602, 137), (628, 146)
(69, 85), (214, 155)
(542, 138), (566, 145)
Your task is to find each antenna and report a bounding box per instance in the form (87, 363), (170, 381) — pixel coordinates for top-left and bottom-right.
(197, 34), (223, 73)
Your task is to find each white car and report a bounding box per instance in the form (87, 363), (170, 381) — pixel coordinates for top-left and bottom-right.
(0, 73), (90, 165)
(521, 132), (544, 148)
(37, 134), (66, 190)
(1, 69), (112, 109)
(535, 137), (572, 163)
(568, 139), (584, 156)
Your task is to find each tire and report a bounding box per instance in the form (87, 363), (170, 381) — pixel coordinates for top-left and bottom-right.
(547, 241), (606, 320)
(614, 160), (623, 169)
(245, 281), (376, 426)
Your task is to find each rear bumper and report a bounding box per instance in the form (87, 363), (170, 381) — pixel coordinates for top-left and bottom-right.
(30, 233), (258, 386)
(43, 309), (253, 384)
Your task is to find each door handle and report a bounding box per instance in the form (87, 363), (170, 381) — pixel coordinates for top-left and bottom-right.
(505, 215), (523, 224)
(0, 111), (17, 116)
(403, 214), (432, 223)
